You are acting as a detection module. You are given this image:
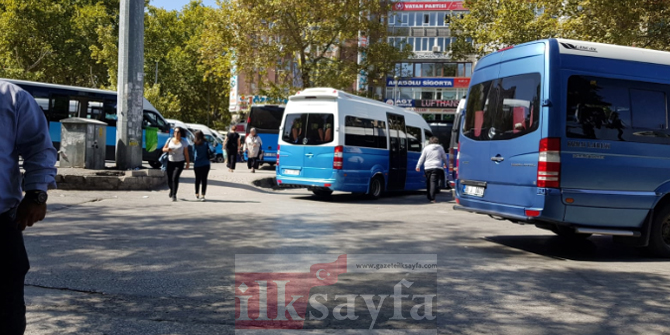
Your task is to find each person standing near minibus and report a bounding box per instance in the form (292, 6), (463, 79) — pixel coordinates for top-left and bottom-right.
(245, 128), (263, 173)
(223, 125), (241, 172)
(416, 136), (448, 203)
(162, 127), (190, 201)
(192, 130), (211, 201)
(0, 80), (57, 335)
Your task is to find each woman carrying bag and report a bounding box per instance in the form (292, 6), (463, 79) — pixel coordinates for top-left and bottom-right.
(162, 127), (190, 202)
(245, 128), (263, 173)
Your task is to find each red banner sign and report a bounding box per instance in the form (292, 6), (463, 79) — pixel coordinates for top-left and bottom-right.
(454, 77), (471, 88)
(393, 1), (467, 11)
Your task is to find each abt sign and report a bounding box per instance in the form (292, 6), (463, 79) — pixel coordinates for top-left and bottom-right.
(235, 254), (437, 332)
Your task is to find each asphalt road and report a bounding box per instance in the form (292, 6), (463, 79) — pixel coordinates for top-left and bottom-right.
(23, 164), (670, 335)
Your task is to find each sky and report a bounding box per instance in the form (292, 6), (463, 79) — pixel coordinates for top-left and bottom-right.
(150, 0), (218, 11)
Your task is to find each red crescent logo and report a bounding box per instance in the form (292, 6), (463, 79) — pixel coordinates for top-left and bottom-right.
(394, 2), (404, 10)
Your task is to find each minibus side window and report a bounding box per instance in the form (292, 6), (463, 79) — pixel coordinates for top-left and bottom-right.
(630, 89), (666, 130)
(566, 76), (632, 141)
(406, 126), (423, 152)
(345, 116), (387, 149)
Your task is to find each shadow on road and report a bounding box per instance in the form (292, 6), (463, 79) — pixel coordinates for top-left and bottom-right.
(482, 235), (667, 262)
(291, 190), (455, 205)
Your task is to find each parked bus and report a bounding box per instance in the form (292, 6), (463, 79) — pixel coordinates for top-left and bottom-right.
(454, 39), (670, 257)
(276, 88), (433, 199)
(447, 99), (466, 188)
(3, 78), (171, 168)
(245, 104), (285, 166)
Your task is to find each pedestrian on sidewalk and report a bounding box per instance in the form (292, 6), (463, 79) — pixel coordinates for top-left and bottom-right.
(162, 127), (190, 201)
(244, 128), (263, 173)
(0, 80), (57, 335)
(192, 130), (211, 201)
(223, 125), (241, 172)
(416, 136), (448, 203)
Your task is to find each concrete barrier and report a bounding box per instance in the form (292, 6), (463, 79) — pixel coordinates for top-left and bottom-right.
(56, 168), (165, 191)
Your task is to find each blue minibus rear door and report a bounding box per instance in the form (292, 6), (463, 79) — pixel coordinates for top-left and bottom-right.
(486, 73), (543, 208)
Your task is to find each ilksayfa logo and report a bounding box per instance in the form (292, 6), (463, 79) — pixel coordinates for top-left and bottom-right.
(235, 254), (437, 331)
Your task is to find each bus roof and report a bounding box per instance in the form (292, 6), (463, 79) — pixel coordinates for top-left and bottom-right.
(481, 39), (670, 68)
(554, 38), (670, 67)
(290, 87), (424, 118)
(0, 77), (159, 112)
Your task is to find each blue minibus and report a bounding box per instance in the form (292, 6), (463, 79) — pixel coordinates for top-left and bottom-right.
(245, 105), (285, 166)
(454, 39), (670, 257)
(3, 78), (171, 168)
(276, 88), (433, 198)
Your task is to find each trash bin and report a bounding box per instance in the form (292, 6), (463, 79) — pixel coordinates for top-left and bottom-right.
(60, 118), (107, 169)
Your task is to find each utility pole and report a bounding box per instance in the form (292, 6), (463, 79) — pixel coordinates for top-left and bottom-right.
(116, 0), (145, 170)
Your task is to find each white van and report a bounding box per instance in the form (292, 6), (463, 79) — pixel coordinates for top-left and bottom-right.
(276, 88), (433, 198)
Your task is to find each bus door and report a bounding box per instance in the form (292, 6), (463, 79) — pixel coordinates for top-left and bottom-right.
(387, 113), (407, 191)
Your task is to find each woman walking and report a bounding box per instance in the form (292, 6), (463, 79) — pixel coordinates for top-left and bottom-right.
(193, 130), (211, 201)
(223, 125), (241, 172)
(162, 127), (190, 201)
(416, 136), (448, 203)
(245, 128), (263, 173)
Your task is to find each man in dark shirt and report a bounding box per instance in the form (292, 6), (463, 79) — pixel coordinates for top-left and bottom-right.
(0, 81), (57, 334)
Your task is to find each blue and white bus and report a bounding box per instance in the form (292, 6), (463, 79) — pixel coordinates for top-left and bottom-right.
(2, 78), (171, 168)
(245, 104), (285, 166)
(276, 88), (433, 198)
(454, 39), (670, 257)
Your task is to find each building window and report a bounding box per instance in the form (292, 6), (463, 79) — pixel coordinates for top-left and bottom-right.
(388, 14), (395, 25)
(401, 13), (408, 26)
(423, 13), (430, 25)
(457, 64), (465, 77)
(414, 63), (422, 77)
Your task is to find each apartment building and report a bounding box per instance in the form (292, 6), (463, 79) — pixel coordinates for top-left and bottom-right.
(382, 0), (475, 122)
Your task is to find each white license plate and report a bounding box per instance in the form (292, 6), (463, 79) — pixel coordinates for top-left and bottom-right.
(264, 152), (274, 156)
(283, 169), (300, 176)
(463, 185), (485, 197)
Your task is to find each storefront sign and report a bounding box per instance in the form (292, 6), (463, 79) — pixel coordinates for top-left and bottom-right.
(385, 99), (415, 107)
(417, 99), (460, 108)
(409, 108), (456, 113)
(387, 77), (471, 88)
(392, 1), (466, 11)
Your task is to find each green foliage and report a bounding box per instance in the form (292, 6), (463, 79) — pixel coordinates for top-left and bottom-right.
(210, 0), (407, 96)
(452, 0), (670, 60)
(0, 0), (231, 127)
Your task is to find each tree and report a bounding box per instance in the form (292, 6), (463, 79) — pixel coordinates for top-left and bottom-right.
(212, 0), (408, 96)
(0, 0), (119, 86)
(451, 0), (670, 60)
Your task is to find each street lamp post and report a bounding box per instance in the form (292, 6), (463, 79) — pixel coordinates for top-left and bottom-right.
(394, 75), (400, 104)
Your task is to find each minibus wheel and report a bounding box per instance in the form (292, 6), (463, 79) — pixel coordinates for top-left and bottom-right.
(551, 225), (592, 239)
(646, 206), (670, 257)
(216, 155), (225, 163)
(148, 160), (161, 169)
(367, 176), (384, 199)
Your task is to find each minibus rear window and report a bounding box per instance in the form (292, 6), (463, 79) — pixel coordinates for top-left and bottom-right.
(463, 73), (541, 141)
(283, 113), (334, 145)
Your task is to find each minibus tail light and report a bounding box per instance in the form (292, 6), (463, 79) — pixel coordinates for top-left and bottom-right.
(276, 144), (280, 166)
(333, 146), (344, 170)
(538, 138), (560, 188)
(455, 143), (460, 180)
